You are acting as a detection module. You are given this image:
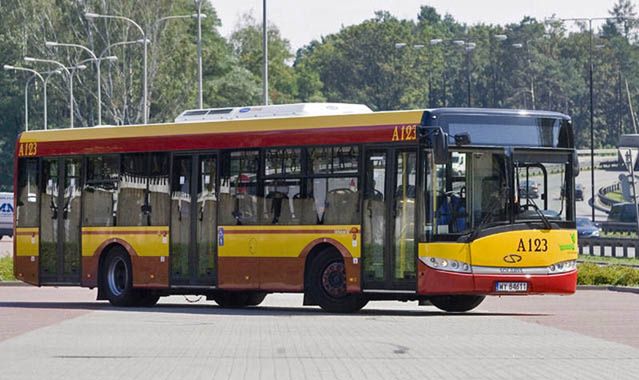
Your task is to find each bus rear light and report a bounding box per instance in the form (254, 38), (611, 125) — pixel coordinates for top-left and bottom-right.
(421, 256), (471, 274)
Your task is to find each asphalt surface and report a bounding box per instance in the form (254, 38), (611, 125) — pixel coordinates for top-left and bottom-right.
(0, 287), (637, 380)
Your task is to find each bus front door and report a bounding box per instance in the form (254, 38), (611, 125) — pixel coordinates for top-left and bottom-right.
(39, 157), (82, 285)
(362, 148), (417, 290)
(170, 154), (218, 286)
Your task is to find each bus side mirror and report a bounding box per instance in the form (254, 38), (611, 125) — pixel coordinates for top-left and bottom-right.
(433, 128), (448, 165)
(573, 151), (580, 177)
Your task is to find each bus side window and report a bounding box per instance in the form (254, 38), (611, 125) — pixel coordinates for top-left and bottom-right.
(16, 158), (39, 228)
(83, 155), (119, 227)
(219, 151), (259, 225)
(118, 154), (147, 226)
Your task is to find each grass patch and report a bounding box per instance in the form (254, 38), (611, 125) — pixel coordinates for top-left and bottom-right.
(605, 191), (625, 203)
(578, 262), (639, 286)
(0, 256), (14, 281)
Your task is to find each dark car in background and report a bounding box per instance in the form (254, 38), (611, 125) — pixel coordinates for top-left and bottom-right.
(576, 217), (599, 237)
(561, 183), (584, 201)
(518, 180), (539, 199)
(607, 202), (638, 223)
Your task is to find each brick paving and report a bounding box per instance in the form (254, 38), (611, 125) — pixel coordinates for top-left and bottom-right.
(0, 287), (637, 380)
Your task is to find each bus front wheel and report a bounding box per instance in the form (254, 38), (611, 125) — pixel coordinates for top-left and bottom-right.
(430, 295), (485, 312)
(307, 250), (367, 313)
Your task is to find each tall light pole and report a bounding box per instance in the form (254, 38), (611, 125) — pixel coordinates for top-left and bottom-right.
(23, 57), (82, 128)
(263, 0), (268, 105)
(430, 39), (465, 107)
(550, 17), (623, 222)
(86, 12), (149, 124)
(45, 41), (106, 125)
(153, 13), (207, 109)
(491, 34), (508, 107)
(511, 42), (536, 110)
(3, 65), (44, 131)
(195, 0), (204, 109)
(464, 42), (476, 107)
(395, 42), (432, 107)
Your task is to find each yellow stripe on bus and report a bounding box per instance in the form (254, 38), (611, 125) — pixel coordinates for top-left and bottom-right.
(81, 226), (169, 257)
(15, 227), (39, 257)
(218, 225), (361, 258)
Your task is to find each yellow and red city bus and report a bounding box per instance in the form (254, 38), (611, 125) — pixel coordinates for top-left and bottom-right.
(14, 104), (579, 312)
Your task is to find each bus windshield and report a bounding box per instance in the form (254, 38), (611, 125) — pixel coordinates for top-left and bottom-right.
(433, 150), (510, 235)
(431, 149), (574, 238)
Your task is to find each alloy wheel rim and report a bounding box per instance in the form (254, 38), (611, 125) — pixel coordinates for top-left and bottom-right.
(321, 261), (347, 299)
(107, 257), (128, 297)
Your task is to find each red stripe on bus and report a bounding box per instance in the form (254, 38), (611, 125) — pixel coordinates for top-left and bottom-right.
(15, 231), (37, 236)
(81, 230), (166, 235)
(28, 124), (405, 156)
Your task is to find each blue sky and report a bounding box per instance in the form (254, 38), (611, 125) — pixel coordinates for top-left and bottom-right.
(213, 0), (619, 49)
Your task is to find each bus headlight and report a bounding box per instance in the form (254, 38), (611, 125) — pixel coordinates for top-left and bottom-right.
(421, 257), (472, 273)
(548, 260), (577, 274)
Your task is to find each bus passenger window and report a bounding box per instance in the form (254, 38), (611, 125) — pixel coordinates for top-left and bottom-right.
(83, 155), (119, 226)
(219, 151), (259, 225)
(118, 154), (147, 226)
(263, 148), (304, 224)
(307, 146), (360, 225)
(148, 153), (169, 226)
(16, 159), (39, 228)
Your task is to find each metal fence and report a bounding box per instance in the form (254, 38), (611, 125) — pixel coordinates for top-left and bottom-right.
(579, 236), (638, 259)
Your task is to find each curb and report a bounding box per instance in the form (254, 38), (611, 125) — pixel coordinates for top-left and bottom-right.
(577, 285), (639, 294)
(0, 281), (29, 287)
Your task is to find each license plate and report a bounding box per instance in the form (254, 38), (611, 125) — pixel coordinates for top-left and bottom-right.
(495, 282), (528, 292)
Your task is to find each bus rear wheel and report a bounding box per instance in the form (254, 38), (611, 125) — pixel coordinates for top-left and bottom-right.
(103, 248), (139, 307)
(213, 291), (248, 308)
(137, 290), (160, 307)
(214, 291), (267, 307)
(245, 292), (267, 306)
(308, 250), (367, 313)
(430, 295), (485, 312)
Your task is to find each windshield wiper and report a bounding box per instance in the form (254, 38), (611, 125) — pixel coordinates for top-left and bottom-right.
(467, 186), (509, 241)
(524, 197), (553, 230)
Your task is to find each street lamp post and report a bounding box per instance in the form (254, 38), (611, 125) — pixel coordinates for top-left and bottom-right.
(464, 42), (476, 107)
(45, 41), (107, 125)
(550, 17), (623, 222)
(429, 39), (474, 107)
(3, 65), (44, 131)
(153, 12), (207, 109)
(263, 0), (268, 105)
(195, 0), (204, 109)
(512, 42), (536, 110)
(491, 34), (508, 107)
(23, 57), (84, 128)
(86, 12), (149, 124)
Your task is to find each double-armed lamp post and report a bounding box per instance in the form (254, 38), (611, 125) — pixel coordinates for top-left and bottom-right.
(24, 57), (86, 128)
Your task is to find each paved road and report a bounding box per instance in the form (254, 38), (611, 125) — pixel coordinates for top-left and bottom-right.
(0, 287), (637, 380)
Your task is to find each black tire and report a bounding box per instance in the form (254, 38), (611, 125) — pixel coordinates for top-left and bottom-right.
(245, 292), (267, 306)
(430, 295), (485, 312)
(213, 291), (250, 308)
(307, 250), (367, 313)
(136, 290), (160, 307)
(102, 248), (138, 307)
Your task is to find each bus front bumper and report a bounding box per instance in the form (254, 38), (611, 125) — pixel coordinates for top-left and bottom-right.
(417, 262), (577, 295)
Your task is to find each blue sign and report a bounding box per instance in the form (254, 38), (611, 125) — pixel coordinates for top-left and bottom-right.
(239, 107), (251, 113)
(0, 203), (13, 213)
(218, 227), (224, 246)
